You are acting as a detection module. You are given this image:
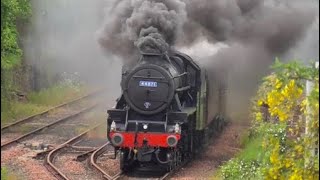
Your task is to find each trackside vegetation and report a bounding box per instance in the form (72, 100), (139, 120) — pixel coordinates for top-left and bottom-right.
(1, 0), (31, 69)
(1, 0), (89, 125)
(1, 0), (32, 121)
(1, 83), (88, 125)
(1, 1), (91, 177)
(218, 60), (319, 180)
(1, 168), (7, 180)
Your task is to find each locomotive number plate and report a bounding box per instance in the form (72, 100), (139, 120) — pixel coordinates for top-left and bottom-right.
(139, 81), (158, 87)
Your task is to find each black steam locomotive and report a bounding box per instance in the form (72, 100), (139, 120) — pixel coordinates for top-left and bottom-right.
(107, 49), (226, 172)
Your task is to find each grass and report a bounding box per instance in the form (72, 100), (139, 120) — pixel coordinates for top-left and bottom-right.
(1, 168), (8, 180)
(1, 84), (89, 125)
(1, 167), (19, 180)
(27, 84), (88, 106)
(213, 130), (265, 179)
(238, 135), (264, 161)
(1, 101), (49, 125)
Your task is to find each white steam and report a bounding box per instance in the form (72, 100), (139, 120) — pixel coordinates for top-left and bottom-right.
(22, 0), (122, 95)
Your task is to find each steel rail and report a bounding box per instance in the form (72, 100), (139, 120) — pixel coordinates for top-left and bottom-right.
(110, 171), (124, 180)
(1, 88), (104, 131)
(110, 160), (189, 180)
(1, 103), (99, 149)
(76, 147), (99, 162)
(158, 159), (190, 180)
(45, 123), (104, 180)
(90, 142), (114, 180)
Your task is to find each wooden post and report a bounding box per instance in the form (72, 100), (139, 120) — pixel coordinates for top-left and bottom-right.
(305, 61), (319, 163)
(316, 62), (319, 157)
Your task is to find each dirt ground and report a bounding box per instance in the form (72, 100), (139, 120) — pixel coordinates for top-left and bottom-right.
(172, 122), (250, 179)
(1, 144), (56, 180)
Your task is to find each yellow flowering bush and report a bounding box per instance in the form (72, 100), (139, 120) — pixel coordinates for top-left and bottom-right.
(252, 60), (319, 180)
(218, 60), (318, 180)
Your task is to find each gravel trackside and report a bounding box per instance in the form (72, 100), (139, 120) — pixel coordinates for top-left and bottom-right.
(172, 122), (249, 179)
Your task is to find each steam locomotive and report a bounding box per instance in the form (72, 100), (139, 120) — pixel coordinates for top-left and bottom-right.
(107, 49), (226, 172)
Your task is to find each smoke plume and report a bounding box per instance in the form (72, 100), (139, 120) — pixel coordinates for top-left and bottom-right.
(98, 0), (319, 122)
(97, 0), (186, 57)
(98, 0), (317, 63)
(178, 0), (318, 122)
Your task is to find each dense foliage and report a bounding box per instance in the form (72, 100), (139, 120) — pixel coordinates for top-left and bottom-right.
(1, 0), (32, 112)
(1, 0), (31, 69)
(220, 60), (319, 180)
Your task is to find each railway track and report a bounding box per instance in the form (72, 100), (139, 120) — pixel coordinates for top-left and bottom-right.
(110, 165), (185, 180)
(110, 170), (175, 180)
(1, 89), (104, 149)
(1, 88), (190, 180)
(1, 88), (103, 130)
(46, 133), (180, 180)
(90, 144), (187, 180)
(1, 104), (99, 149)
(45, 123), (105, 180)
(46, 133), (116, 180)
(1, 90), (114, 180)
(90, 142), (115, 180)
(158, 160), (190, 180)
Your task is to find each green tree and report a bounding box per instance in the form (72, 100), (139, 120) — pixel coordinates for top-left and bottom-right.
(1, 0), (31, 69)
(1, 0), (31, 111)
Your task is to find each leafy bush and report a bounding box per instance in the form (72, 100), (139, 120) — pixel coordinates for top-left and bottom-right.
(218, 60), (319, 179)
(1, 0), (31, 69)
(253, 60), (319, 179)
(1, 0), (32, 118)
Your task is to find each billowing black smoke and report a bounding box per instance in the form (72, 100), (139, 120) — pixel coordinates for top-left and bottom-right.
(97, 0), (186, 57)
(97, 0), (318, 122)
(180, 0), (316, 54)
(98, 0), (317, 61)
(179, 0), (318, 122)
